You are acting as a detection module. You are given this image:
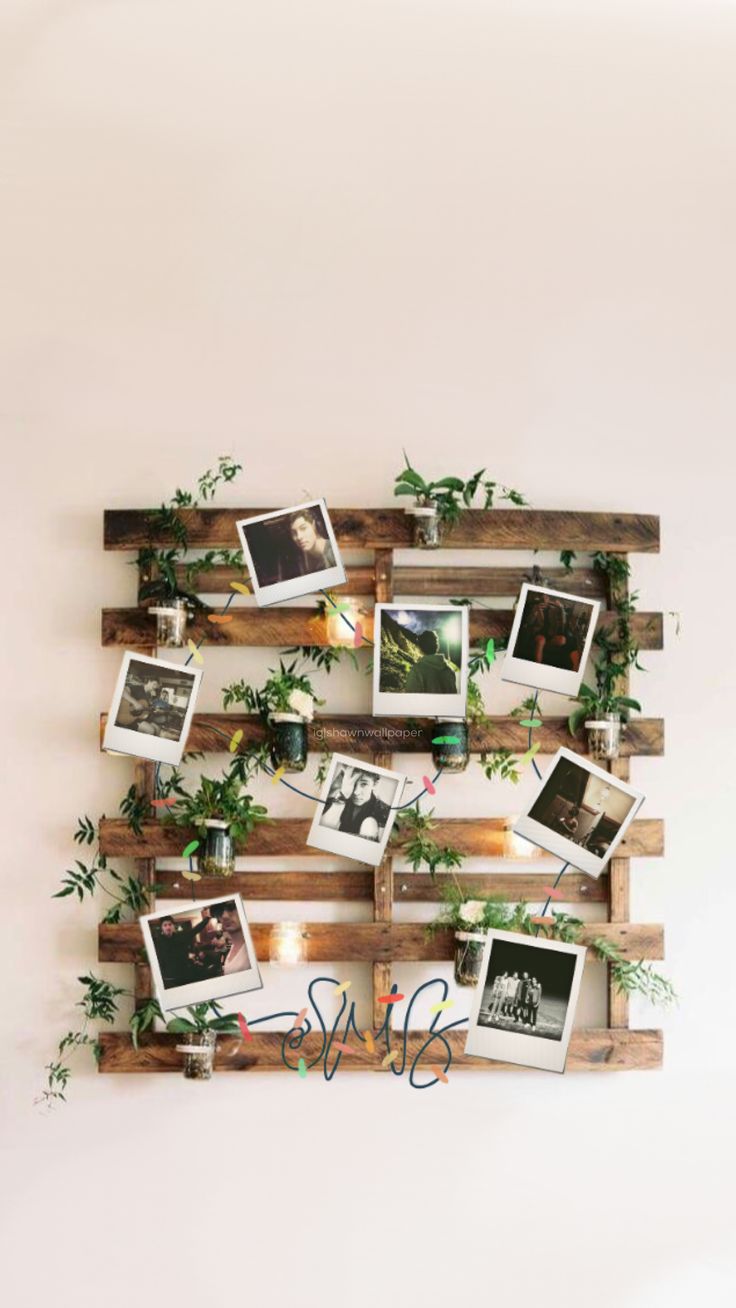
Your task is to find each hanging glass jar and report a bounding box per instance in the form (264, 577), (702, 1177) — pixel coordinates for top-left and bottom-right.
(454, 931), (487, 986)
(177, 1030), (217, 1080)
(585, 713), (622, 761)
(431, 717), (470, 772)
(150, 597), (189, 648)
(405, 504), (441, 549)
(198, 819), (235, 877)
(269, 713), (309, 772)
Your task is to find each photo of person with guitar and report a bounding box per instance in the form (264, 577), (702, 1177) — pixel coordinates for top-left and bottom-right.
(113, 660), (192, 739)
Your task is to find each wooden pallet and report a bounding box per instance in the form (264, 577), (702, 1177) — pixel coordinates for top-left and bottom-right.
(96, 507), (664, 1074)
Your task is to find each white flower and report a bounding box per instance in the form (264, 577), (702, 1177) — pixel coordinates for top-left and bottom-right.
(288, 688), (314, 720)
(459, 900), (486, 925)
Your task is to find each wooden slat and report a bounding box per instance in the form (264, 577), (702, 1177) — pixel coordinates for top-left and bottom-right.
(99, 919), (665, 964)
(104, 508), (660, 552)
(99, 712), (665, 758)
(98, 816), (665, 859)
(97, 1027), (663, 1072)
(101, 606), (664, 649)
(155, 868), (608, 903)
(174, 562), (608, 599)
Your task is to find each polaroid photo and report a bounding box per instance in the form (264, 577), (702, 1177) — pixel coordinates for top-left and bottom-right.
(102, 652), (202, 766)
(235, 499), (346, 606)
(465, 929), (586, 1073)
(140, 895), (263, 1013)
(513, 746), (644, 878)
(306, 753), (406, 867)
(502, 584), (601, 696)
(372, 603), (469, 717)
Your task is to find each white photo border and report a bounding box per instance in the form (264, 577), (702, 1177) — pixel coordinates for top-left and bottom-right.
(372, 603), (469, 717)
(235, 498), (346, 606)
(513, 746), (645, 878)
(306, 752), (407, 867)
(140, 894), (263, 1014)
(102, 651), (202, 767)
(465, 929), (586, 1073)
(501, 583), (601, 696)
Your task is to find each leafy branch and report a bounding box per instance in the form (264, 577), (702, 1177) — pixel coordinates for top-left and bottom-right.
(391, 807), (465, 879)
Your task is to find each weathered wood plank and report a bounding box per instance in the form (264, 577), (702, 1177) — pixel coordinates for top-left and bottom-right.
(105, 508), (660, 552)
(97, 1027), (663, 1072)
(155, 868), (608, 903)
(99, 919), (665, 964)
(98, 816), (665, 859)
(100, 712), (664, 757)
(173, 562), (608, 599)
(101, 606), (664, 649)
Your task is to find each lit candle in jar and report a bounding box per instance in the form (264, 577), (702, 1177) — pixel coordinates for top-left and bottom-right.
(269, 921), (307, 966)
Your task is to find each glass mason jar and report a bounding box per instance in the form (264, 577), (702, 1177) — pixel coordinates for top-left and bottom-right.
(406, 504), (441, 549)
(454, 931), (487, 987)
(178, 1030), (217, 1080)
(269, 713), (308, 773)
(431, 717), (469, 773)
(150, 598), (188, 647)
(585, 713), (622, 761)
(198, 819), (235, 877)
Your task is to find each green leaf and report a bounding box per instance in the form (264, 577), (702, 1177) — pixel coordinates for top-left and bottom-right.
(166, 1018), (198, 1034)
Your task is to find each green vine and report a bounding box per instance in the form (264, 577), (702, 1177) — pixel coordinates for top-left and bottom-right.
(136, 456), (244, 607)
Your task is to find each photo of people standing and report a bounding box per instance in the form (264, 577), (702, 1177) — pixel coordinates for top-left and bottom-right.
(236, 499), (346, 604)
(478, 938), (578, 1042)
(113, 659), (196, 740)
(147, 901), (251, 990)
(513, 587), (595, 672)
(527, 753), (637, 860)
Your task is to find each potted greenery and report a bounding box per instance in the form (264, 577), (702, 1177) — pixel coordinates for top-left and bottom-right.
(167, 1001), (241, 1080)
(568, 681), (642, 761)
(137, 457), (244, 646)
(168, 761), (269, 876)
(223, 659), (323, 773)
(427, 884), (523, 986)
(394, 453), (528, 549)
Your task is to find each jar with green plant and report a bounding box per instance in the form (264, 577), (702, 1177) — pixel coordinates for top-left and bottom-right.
(168, 757), (269, 876)
(167, 1002), (241, 1080)
(223, 659), (324, 773)
(394, 453), (528, 548)
(427, 883), (526, 985)
(561, 551), (644, 760)
(136, 456), (244, 646)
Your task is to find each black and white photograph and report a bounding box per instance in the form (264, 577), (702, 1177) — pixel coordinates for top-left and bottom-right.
(372, 603), (469, 717)
(102, 652), (202, 766)
(465, 930), (586, 1072)
(306, 753), (406, 866)
(140, 896), (262, 1013)
(502, 584), (600, 696)
(235, 499), (346, 605)
(513, 746), (645, 877)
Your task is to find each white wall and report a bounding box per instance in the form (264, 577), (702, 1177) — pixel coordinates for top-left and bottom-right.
(2, 2), (735, 1305)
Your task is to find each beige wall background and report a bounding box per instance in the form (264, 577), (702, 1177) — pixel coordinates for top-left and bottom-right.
(2, 2), (735, 1305)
